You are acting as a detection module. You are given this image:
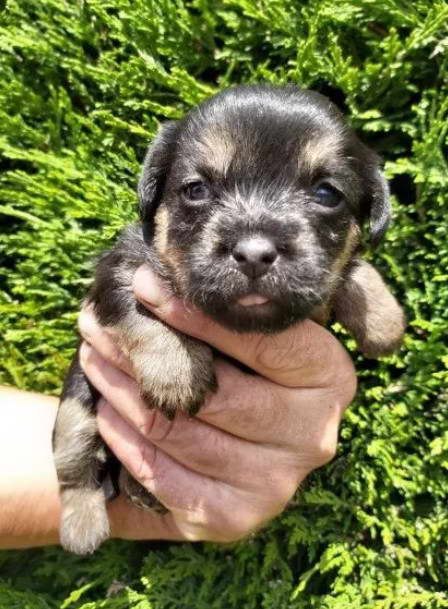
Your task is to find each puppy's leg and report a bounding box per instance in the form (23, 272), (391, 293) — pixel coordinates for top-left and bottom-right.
(112, 310), (216, 510)
(84, 227), (216, 512)
(113, 314), (216, 510)
(90, 225), (217, 419)
(332, 258), (405, 358)
(116, 304), (217, 420)
(53, 350), (111, 554)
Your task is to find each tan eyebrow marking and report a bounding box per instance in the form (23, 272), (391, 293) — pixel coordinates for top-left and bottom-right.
(299, 132), (345, 177)
(197, 127), (235, 175)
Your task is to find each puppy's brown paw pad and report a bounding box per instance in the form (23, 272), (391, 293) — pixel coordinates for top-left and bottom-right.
(60, 488), (110, 555)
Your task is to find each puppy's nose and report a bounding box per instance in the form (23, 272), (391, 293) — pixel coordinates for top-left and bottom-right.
(232, 237), (278, 278)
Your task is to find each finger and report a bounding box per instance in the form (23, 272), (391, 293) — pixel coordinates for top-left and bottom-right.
(133, 265), (356, 390)
(198, 358), (354, 461)
(81, 344), (300, 487)
(98, 400), (279, 542)
(78, 305), (133, 376)
(81, 342), (347, 476)
(97, 399), (226, 511)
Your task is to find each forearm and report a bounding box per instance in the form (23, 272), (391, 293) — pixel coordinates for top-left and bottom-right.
(0, 387), (61, 548)
(0, 387), (168, 548)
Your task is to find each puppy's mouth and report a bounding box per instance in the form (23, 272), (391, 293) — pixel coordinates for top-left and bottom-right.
(236, 294), (270, 307)
(186, 260), (327, 333)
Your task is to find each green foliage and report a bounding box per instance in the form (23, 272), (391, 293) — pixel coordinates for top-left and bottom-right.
(1, 0), (447, 607)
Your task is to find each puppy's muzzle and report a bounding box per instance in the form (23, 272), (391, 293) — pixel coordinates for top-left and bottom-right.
(232, 236), (278, 279)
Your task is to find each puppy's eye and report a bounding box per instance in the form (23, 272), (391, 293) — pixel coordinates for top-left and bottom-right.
(313, 183), (343, 208)
(182, 181), (210, 202)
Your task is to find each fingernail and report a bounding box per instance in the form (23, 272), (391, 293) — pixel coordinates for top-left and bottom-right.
(133, 265), (170, 309)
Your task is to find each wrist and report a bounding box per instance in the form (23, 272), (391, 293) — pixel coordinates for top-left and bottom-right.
(0, 387), (61, 548)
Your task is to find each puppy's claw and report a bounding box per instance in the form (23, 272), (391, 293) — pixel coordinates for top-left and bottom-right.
(159, 401), (177, 420)
(186, 401), (202, 418)
(187, 372), (217, 416)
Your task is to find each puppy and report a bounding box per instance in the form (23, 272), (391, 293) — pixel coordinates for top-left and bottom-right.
(53, 84), (405, 554)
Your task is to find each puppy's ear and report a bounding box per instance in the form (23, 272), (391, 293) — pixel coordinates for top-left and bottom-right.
(360, 149), (391, 248)
(366, 164), (391, 248)
(138, 121), (179, 226)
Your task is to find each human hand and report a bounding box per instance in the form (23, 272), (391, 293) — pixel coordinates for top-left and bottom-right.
(78, 266), (356, 543)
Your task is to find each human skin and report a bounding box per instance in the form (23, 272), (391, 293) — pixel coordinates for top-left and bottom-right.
(0, 265), (356, 548)
(0, 386), (60, 547)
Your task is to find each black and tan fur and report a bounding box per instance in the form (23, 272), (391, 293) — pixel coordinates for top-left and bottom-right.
(53, 85), (405, 554)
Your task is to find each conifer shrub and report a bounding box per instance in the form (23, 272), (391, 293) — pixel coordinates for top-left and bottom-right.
(1, 1), (447, 607)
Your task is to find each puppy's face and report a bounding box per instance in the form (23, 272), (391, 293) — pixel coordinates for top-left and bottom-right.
(139, 86), (390, 333)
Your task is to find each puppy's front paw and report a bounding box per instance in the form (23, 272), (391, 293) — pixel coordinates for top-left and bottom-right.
(357, 308), (406, 358)
(60, 488), (110, 555)
(132, 339), (217, 419)
(333, 259), (406, 359)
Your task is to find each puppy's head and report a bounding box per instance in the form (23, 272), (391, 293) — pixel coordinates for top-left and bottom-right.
(138, 85), (390, 333)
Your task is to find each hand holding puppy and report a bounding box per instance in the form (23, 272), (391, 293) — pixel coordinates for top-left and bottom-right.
(78, 266), (356, 543)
